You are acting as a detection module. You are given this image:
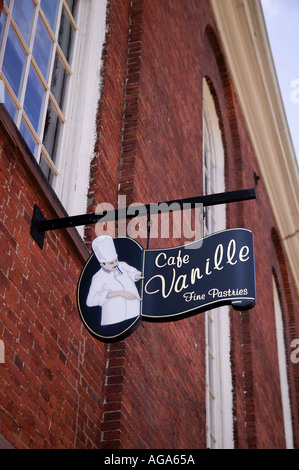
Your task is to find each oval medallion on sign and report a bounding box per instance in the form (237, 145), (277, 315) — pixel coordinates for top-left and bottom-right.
(77, 236), (144, 342)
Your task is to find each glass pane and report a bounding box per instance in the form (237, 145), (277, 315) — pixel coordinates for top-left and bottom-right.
(39, 153), (52, 181)
(43, 100), (62, 165)
(19, 119), (36, 154)
(32, 15), (53, 79)
(0, 10), (6, 44)
(65, 0), (79, 20)
(24, 65), (45, 133)
(11, 0), (35, 45)
(40, 0), (59, 32)
(2, 26), (26, 98)
(4, 89), (17, 121)
(51, 52), (68, 111)
(58, 5), (75, 64)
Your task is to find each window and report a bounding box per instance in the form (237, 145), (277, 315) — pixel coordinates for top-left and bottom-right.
(0, 0), (108, 218)
(203, 109), (216, 236)
(272, 277), (294, 448)
(0, 0), (79, 180)
(203, 79), (233, 448)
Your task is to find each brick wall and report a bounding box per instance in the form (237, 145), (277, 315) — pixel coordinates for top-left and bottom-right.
(89, 0), (299, 448)
(0, 106), (107, 448)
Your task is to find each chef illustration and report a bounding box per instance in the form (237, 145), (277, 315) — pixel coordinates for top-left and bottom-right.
(86, 235), (143, 326)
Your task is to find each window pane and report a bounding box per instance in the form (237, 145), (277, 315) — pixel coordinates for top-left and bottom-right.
(11, 0), (35, 45)
(58, 5), (75, 64)
(19, 119), (36, 154)
(4, 89), (17, 121)
(24, 65), (45, 133)
(39, 153), (52, 181)
(66, 0), (79, 20)
(2, 26), (26, 98)
(40, 0), (59, 32)
(0, 10), (6, 44)
(51, 52), (69, 111)
(32, 15), (52, 79)
(43, 101), (62, 165)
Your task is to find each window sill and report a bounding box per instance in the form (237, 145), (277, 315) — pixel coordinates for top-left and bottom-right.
(0, 104), (90, 263)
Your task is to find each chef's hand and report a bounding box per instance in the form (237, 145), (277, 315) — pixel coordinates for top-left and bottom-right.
(134, 273), (144, 280)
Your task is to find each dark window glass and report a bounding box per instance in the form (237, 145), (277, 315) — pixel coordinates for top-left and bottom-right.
(2, 26), (26, 97)
(51, 52), (69, 111)
(12, 0), (34, 45)
(20, 119), (36, 154)
(58, 5), (75, 63)
(24, 65), (45, 132)
(40, 0), (59, 32)
(32, 15), (53, 79)
(43, 100), (62, 165)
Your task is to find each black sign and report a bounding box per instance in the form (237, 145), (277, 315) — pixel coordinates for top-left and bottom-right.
(77, 229), (256, 342)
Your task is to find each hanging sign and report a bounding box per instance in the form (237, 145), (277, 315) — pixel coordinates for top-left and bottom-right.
(77, 230), (256, 342)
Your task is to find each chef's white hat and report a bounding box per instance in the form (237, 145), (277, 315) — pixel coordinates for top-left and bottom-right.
(92, 235), (118, 263)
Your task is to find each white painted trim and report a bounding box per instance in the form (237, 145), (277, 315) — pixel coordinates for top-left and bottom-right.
(55, 0), (108, 234)
(203, 79), (234, 449)
(273, 277), (294, 448)
(0, 79), (4, 103)
(209, 0), (299, 293)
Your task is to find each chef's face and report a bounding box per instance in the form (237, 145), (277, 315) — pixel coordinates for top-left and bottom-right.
(101, 257), (119, 271)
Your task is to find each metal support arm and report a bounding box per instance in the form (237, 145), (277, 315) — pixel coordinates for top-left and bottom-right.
(30, 188), (257, 249)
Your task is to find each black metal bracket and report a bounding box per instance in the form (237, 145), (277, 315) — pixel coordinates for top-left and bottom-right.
(30, 204), (48, 249)
(30, 188), (257, 249)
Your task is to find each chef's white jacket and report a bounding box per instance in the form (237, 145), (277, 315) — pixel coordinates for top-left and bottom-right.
(86, 262), (142, 325)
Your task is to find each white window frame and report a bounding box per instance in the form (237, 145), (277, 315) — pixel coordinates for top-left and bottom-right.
(203, 78), (233, 449)
(272, 276), (294, 449)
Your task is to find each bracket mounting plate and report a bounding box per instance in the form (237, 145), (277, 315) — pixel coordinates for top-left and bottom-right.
(30, 204), (47, 249)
